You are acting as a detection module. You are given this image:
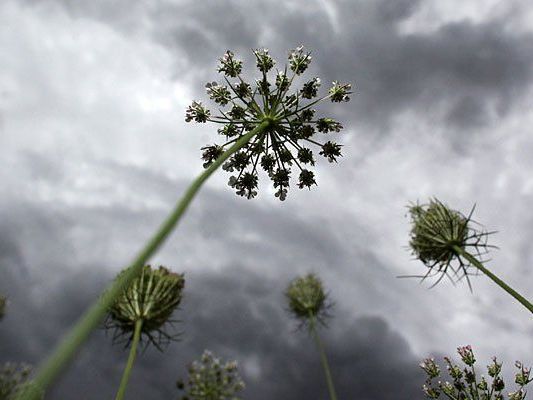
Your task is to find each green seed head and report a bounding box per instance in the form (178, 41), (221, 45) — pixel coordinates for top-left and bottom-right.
(106, 265), (185, 350)
(407, 198), (494, 288)
(285, 273), (332, 328)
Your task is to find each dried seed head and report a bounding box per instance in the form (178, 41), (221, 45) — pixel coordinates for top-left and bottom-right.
(106, 265), (185, 350)
(185, 45), (352, 200)
(176, 350), (245, 400)
(285, 273), (333, 329)
(407, 198), (495, 288)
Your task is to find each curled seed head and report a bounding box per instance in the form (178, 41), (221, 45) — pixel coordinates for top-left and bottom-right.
(407, 198), (494, 288)
(106, 265), (185, 350)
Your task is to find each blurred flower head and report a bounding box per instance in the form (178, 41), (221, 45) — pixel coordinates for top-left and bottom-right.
(176, 350), (245, 400)
(285, 273), (333, 329)
(106, 265), (185, 351)
(407, 198), (495, 289)
(0, 363), (34, 400)
(185, 45), (352, 200)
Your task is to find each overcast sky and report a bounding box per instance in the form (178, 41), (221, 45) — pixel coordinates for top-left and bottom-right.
(1, 0), (533, 399)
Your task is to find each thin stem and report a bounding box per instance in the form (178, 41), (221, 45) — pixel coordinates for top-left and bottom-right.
(309, 315), (338, 400)
(114, 319), (143, 400)
(453, 245), (533, 314)
(17, 120), (271, 400)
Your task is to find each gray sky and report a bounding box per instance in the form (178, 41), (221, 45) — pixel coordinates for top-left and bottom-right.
(1, 0), (533, 399)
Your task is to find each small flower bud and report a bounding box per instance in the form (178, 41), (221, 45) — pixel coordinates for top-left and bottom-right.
(329, 81), (352, 102)
(185, 101), (210, 123)
(218, 50), (242, 77)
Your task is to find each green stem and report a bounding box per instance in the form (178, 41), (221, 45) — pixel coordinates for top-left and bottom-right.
(17, 120), (271, 400)
(309, 315), (338, 400)
(453, 245), (533, 314)
(114, 319), (143, 400)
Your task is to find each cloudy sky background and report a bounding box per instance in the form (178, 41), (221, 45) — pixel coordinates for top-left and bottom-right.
(1, 0), (533, 398)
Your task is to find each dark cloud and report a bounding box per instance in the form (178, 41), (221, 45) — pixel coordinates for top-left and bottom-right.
(20, 0), (533, 133)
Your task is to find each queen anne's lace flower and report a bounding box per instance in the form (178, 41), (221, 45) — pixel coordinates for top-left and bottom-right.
(185, 45), (352, 200)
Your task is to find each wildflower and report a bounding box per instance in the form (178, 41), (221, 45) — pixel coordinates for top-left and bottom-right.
(420, 346), (531, 399)
(457, 345), (476, 366)
(420, 358), (440, 379)
(185, 45), (352, 200)
(176, 350), (245, 400)
(105, 265), (185, 350)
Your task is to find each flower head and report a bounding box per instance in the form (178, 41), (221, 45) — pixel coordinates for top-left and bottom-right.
(106, 265), (185, 350)
(285, 273), (333, 329)
(185, 46), (352, 200)
(407, 198), (495, 289)
(176, 350), (245, 400)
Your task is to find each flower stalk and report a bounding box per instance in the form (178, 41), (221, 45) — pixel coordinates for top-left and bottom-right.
(114, 319), (143, 400)
(309, 314), (338, 400)
(453, 246), (533, 314)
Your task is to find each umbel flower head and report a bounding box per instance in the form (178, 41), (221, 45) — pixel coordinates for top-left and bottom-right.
(285, 273), (333, 329)
(105, 265), (185, 350)
(407, 198), (495, 289)
(176, 350), (245, 400)
(185, 45), (352, 200)
(420, 346), (532, 400)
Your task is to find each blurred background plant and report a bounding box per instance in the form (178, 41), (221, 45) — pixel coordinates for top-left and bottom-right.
(106, 265), (185, 400)
(176, 350), (245, 400)
(0, 363), (32, 400)
(420, 345), (532, 399)
(285, 273), (337, 400)
(406, 198), (533, 314)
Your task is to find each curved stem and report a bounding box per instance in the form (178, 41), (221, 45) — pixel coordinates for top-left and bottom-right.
(17, 120), (271, 400)
(309, 315), (338, 400)
(114, 320), (143, 400)
(453, 245), (533, 314)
